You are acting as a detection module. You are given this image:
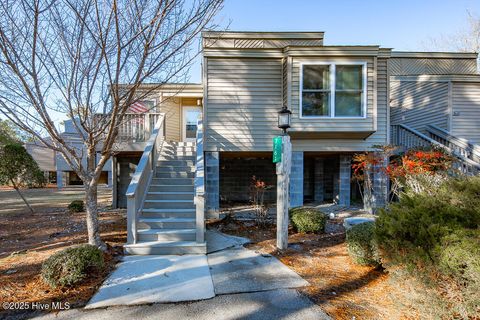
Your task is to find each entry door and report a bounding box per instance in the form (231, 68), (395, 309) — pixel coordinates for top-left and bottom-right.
(116, 156), (141, 208)
(182, 107), (202, 142)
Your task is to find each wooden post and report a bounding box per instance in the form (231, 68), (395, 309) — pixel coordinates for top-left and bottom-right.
(276, 135), (292, 250)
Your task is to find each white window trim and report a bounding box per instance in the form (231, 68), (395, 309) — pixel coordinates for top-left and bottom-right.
(299, 61), (368, 119)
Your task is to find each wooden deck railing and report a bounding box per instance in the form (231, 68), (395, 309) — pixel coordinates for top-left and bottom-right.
(391, 124), (480, 176)
(126, 114), (165, 244)
(117, 113), (163, 142)
(426, 125), (480, 163)
(194, 114), (205, 243)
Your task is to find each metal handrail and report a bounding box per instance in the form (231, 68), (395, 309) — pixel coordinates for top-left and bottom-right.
(126, 113), (165, 244)
(194, 114), (205, 243)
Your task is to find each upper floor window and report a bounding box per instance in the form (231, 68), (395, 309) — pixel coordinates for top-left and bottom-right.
(300, 63), (366, 118)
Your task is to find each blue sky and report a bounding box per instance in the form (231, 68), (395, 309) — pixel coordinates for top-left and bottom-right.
(188, 0), (479, 82)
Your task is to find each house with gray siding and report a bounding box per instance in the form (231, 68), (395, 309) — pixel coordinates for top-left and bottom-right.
(38, 31), (479, 255)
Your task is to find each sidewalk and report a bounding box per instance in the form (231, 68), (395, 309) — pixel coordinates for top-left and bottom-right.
(35, 231), (330, 320)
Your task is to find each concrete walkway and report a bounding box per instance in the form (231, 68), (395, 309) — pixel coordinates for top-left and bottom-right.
(86, 255), (215, 308)
(42, 231), (330, 319)
(37, 289), (329, 320)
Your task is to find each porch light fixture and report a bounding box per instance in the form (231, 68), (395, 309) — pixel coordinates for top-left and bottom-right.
(278, 106), (292, 134)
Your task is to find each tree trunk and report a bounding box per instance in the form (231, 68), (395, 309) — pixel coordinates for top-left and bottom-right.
(10, 179), (34, 213)
(84, 181), (107, 250)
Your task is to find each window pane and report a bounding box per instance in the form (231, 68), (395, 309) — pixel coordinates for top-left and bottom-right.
(303, 65), (330, 90)
(336, 65), (362, 90)
(335, 92), (362, 116)
(302, 92), (330, 116)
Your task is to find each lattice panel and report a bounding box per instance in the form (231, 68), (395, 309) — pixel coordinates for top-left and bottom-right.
(234, 39), (265, 48)
(390, 58), (478, 75)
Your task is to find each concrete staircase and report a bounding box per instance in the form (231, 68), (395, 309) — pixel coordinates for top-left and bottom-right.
(124, 141), (206, 255)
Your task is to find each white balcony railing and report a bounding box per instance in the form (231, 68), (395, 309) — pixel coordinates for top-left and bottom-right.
(118, 113), (163, 142)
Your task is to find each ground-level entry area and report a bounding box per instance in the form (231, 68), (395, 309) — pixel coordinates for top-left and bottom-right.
(113, 152), (142, 208)
(206, 151), (361, 214)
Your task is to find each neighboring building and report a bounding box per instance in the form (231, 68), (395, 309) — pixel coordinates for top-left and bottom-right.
(55, 118), (113, 188)
(24, 140), (56, 183)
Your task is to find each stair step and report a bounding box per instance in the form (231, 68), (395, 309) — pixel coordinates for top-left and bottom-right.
(146, 192), (194, 201)
(143, 199), (194, 209)
(137, 228), (196, 241)
(158, 156), (196, 161)
(151, 178), (194, 185)
(155, 172), (195, 178)
(138, 216), (196, 228)
(157, 160), (194, 166)
(156, 166), (195, 173)
(149, 184), (193, 192)
(167, 142), (196, 147)
(162, 147), (196, 152)
(124, 241), (206, 255)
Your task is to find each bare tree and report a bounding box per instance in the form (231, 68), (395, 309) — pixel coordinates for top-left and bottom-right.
(0, 0), (223, 249)
(424, 11), (480, 53)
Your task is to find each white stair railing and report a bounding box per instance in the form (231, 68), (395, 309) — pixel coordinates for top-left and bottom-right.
(194, 114), (205, 243)
(426, 125), (480, 164)
(391, 124), (480, 176)
(126, 114), (165, 244)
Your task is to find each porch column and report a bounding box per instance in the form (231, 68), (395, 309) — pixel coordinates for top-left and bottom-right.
(56, 170), (63, 189)
(364, 153), (388, 213)
(314, 158), (324, 202)
(205, 151), (219, 218)
(289, 151), (303, 208)
(111, 156), (117, 209)
(338, 155), (351, 207)
(373, 154), (388, 210)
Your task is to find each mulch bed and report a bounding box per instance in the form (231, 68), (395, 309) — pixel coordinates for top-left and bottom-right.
(0, 208), (126, 319)
(209, 217), (421, 320)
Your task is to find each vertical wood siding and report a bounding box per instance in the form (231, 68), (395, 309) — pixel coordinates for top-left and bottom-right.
(452, 82), (480, 144)
(390, 80), (449, 134)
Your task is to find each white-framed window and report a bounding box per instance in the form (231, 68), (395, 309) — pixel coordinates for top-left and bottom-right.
(300, 62), (367, 118)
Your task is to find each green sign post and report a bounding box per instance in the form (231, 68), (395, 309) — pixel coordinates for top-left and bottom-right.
(272, 136), (282, 163)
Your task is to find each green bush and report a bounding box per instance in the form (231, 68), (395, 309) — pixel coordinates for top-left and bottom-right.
(68, 200), (84, 213)
(376, 177), (480, 269)
(289, 207), (327, 233)
(437, 229), (480, 286)
(41, 244), (104, 288)
(375, 176), (480, 318)
(346, 222), (380, 266)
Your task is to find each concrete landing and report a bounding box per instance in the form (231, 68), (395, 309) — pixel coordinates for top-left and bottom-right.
(86, 255), (214, 309)
(206, 230), (250, 253)
(207, 246), (309, 295)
